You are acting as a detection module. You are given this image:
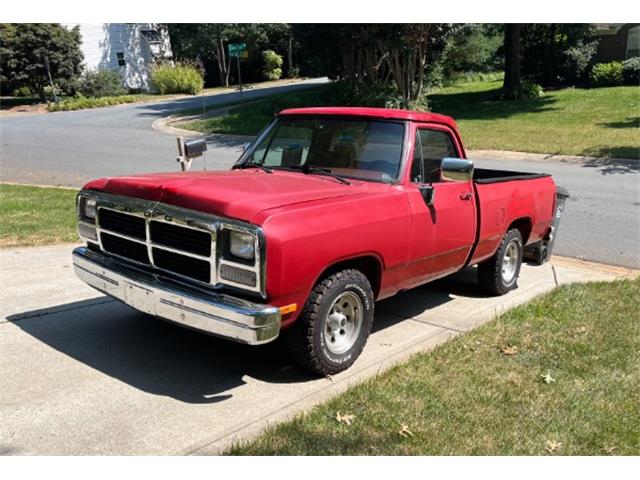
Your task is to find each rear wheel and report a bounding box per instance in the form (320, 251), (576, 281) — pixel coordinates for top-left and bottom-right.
(282, 269), (374, 376)
(478, 228), (523, 295)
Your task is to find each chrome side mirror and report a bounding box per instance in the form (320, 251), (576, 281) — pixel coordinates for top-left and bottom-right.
(441, 157), (474, 182)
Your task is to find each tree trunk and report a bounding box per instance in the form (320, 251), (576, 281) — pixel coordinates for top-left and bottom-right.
(503, 24), (522, 93)
(214, 36), (230, 87)
(287, 36), (294, 77)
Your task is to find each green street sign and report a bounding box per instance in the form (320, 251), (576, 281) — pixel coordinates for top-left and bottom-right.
(228, 43), (247, 58)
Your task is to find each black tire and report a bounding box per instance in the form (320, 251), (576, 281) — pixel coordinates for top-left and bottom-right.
(282, 269), (374, 376)
(478, 228), (523, 296)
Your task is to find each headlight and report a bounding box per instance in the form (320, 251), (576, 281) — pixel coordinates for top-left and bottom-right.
(80, 196), (97, 221)
(229, 230), (255, 260)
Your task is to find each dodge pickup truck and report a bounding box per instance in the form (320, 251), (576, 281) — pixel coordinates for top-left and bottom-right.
(73, 107), (565, 375)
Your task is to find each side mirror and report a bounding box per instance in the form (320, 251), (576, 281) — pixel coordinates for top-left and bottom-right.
(419, 184), (435, 206)
(441, 157), (474, 182)
(176, 136), (207, 171)
(183, 138), (207, 159)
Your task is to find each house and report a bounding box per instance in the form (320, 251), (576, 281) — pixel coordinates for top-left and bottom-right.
(593, 24), (639, 63)
(64, 23), (173, 92)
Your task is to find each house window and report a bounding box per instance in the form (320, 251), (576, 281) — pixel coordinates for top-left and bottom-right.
(140, 30), (162, 44)
(116, 52), (125, 67)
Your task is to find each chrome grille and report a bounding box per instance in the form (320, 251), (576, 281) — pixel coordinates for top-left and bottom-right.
(96, 206), (215, 286)
(149, 220), (212, 256)
(80, 192), (265, 297)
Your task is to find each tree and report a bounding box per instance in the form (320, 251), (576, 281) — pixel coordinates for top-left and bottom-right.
(294, 24), (453, 108)
(521, 24), (597, 86)
(0, 23), (83, 98)
(168, 24), (295, 87)
(439, 24), (503, 78)
(502, 24), (523, 95)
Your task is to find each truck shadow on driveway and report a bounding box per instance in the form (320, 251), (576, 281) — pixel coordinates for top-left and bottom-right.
(8, 269), (489, 404)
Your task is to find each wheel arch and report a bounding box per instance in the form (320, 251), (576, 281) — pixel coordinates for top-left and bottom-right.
(508, 217), (533, 244)
(314, 254), (383, 299)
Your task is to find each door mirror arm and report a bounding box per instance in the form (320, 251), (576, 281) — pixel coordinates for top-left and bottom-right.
(419, 184), (435, 206)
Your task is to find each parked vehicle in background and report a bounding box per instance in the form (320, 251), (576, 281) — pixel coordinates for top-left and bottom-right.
(73, 107), (565, 375)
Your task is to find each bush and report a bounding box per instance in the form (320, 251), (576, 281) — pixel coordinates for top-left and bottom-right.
(78, 69), (126, 98)
(590, 62), (624, 87)
(262, 50), (283, 81)
(151, 62), (203, 95)
(622, 57), (640, 85)
(48, 95), (138, 112)
(43, 84), (61, 101)
(499, 80), (544, 100)
(287, 66), (300, 78)
(12, 86), (32, 97)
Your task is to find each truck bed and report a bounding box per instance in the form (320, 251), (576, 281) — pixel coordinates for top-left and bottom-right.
(473, 168), (551, 184)
(469, 170), (557, 265)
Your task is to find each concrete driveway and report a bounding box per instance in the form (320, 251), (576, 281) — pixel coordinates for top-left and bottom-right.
(1, 245), (633, 455)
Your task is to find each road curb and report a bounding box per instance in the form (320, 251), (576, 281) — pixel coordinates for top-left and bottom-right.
(550, 255), (639, 279)
(468, 149), (638, 166)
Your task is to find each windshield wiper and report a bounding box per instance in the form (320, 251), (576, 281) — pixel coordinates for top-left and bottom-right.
(235, 162), (273, 174)
(287, 165), (351, 185)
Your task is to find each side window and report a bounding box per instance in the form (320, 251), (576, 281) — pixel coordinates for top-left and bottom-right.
(417, 129), (458, 183)
(410, 132), (424, 183)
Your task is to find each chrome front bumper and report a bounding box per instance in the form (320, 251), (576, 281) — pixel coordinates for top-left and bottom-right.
(72, 247), (281, 345)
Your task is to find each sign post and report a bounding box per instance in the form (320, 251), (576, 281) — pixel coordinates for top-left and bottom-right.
(228, 43), (247, 104)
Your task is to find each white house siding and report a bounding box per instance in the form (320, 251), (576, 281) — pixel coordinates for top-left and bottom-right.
(64, 23), (172, 92)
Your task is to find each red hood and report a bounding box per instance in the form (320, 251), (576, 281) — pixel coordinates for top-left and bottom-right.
(83, 169), (378, 223)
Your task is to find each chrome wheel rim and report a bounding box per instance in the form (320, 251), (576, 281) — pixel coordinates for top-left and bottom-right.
(323, 291), (364, 355)
(501, 240), (520, 284)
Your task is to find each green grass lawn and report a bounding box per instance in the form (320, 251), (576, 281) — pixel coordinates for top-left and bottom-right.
(430, 80), (639, 159)
(181, 80), (640, 159)
(229, 278), (640, 455)
(0, 184), (78, 247)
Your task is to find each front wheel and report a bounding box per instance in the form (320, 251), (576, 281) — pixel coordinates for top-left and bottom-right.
(282, 269), (374, 376)
(478, 228), (523, 295)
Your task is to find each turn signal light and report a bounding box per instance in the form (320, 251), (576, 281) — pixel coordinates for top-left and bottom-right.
(278, 303), (297, 315)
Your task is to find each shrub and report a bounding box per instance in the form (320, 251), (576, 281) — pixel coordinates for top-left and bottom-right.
(151, 62), (203, 95)
(262, 50), (283, 81)
(47, 95), (137, 112)
(622, 57), (640, 85)
(43, 84), (61, 101)
(287, 66), (300, 78)
(499, 80), (544, 100)
(12, 86), (32, 97)
(590, 62), (624, 87)
(78, 69), (126, 98)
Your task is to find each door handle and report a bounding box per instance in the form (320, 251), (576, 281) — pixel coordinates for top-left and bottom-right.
(460, 192), (472, 200)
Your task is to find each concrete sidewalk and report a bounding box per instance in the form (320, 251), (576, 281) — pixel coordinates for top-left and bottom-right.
(0, 245), (636, 455)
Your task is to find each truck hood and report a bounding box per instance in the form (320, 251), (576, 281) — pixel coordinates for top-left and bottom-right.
(84, 169), (379, 223)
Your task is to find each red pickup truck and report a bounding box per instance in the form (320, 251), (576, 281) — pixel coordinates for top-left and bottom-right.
(73, 107), (564, 375)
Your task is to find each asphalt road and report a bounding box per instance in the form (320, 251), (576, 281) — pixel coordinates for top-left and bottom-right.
(0, 78), (328, 185)
(471, 157), (639, 269)
(1, 80), (638, 268)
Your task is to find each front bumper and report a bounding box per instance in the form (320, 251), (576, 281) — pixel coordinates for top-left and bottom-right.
(72, 247), (280, 345)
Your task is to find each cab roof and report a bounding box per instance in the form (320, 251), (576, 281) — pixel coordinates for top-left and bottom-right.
(278, 107), (458, 130)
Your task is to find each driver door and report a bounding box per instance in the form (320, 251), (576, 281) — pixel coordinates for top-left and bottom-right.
(404, 125), (476, 287)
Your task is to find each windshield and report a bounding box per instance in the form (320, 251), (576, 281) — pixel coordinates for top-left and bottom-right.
(240, 117), (406, 182)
